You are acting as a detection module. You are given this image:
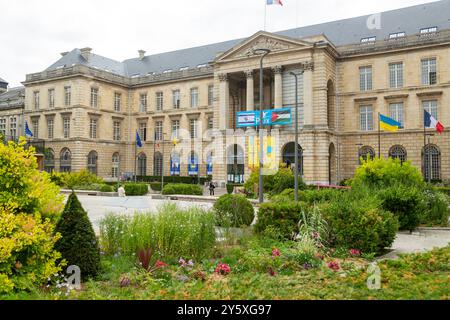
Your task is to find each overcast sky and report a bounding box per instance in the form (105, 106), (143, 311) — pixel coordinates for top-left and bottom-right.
(0, 0), (438, 87)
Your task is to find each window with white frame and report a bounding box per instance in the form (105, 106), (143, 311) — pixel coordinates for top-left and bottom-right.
(112, 153), (120, 178)
(34, 91), (40, 110)
(113, 121), (121, 141)
(9, 117), (17, 139)
(64, 86), (71, 106)
(47, 118), (54, 139)
(172, 90), (180, 109)
(360, 105), (373, 131)
(389, 103), (404, 128)
(155, 121), (163, 141)
(420, 26), (438, 35)
(190, 119), (198, 139)
(32, 119), (39, 138)
(89, 118), (98, 139)
(423, 100), (438, 120)
(190, 88), (199, 107)
(90, 88), (99, 108)
(389, 62), (403, 88)
(0, 118), (6, 136)
(359, 66), (373, 91)
(63, 117), (70, 138)
(208, 85), (214, 106)
(156, 92), (163, 111)
(389, 32), (406, 39)
(421, 58), (437, 85)
(140, 93), (147, 112)
(139, 122), (147, 141)
(208, 117), (214, 129)
(114, 93), (121, 112)
(361, 36), (376, 44)
(48, 89), (55, 109)
(171, 120), (180, 139)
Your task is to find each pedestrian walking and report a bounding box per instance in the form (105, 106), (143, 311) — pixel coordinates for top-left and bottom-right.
(209, 181), (216, 196)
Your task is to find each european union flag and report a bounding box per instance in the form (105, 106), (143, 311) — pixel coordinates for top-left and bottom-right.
(25, 122), (33, 137)
(136, 131), (142, 148)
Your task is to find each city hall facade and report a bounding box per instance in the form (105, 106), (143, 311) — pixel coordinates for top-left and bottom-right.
(4, 1), (450, 185)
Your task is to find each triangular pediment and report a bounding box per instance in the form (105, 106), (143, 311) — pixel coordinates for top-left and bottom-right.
(215, 31), (314, 62)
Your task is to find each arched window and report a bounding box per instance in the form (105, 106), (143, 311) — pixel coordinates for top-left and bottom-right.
(389, 145), (407, 164)
(137, 153), (147, 176)
(44, 148), (55, 173)
(358, 146), (375, 163)
(60, 148), (72, 172)
(188, 152), (199, 176)
(112, 153), (120, 178)
(227, 144), (245, 183)
(154, 152), (163, 176)
(423, 145), (441, 182)
(282, 142), (303, 175)
(87, 151), (98, 175)
(170, 152), (181, 176)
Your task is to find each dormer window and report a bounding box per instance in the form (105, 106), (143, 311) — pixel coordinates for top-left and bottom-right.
(361, 36), (376, 44)
(197, 63), (208, 68)
(163, 69), (172, 74)
(420, 26), (438, 34)
(389, 32), (406, 39)
(179, 67), (189, 71)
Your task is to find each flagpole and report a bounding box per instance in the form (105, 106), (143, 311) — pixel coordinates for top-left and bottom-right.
(378, 112), (381, 158)
(134, 135), (137, 183)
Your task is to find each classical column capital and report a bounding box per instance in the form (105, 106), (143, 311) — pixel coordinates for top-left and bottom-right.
(245, 70), (254, 79)
(218, 73), (228, 82)
(300, 61), (314, 71)
(272, 65), (284, 74)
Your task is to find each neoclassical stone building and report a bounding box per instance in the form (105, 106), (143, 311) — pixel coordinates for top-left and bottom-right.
(21, 0), (450, 184)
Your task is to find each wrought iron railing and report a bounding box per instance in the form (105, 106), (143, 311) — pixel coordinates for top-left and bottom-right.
(0, 134), (45, 154)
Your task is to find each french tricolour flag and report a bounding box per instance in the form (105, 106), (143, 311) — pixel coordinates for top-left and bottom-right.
(267, 0), (283, 5)
(424, 110), (444, 133)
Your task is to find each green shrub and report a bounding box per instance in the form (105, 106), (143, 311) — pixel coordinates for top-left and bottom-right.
(99, 204), (216, 260)
(352, 157), (425, 189)
(124, 183), (148, 196)
(54, 193), (101, 280)
(149, 182), (162, 192)
(422, 189), (449, 226)
(137, 175), (209, 185)
(322, 190), (399, 254)
(378, 185), (425, 232)
(161, 183), (203, 196)
(255, 202), (306, 240)
(213, 194), (255, 227)
(59, 170), (104, 189)
(226, 184), (235, 194)
(271, 188), (344, 204)
(100, 184), (114, 192)
(244, 167), (306, 197)
(434, 187), (450, 197)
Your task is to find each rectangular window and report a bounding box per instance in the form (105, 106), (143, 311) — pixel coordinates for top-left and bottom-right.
(360, 105), (373, 131)
(171, 120), (180, 139)
(139, 122), (147, 141)
(208, 117), (213, 129)
(140, 93), (147, 112)
(389, 62), (403, 88)
(389, 103), (404, 128)
(48, 89), (55, 108)
(156, 92), (163, 111)
(420, 26), (438, 34)
(208, 85), (214, 106)
(190, 119), (198, 139)
(190, 88), (198, 108)
(172, 90), (180, 109)
(113, 121), (121, 141)
(9, 117), (17, 139)
(359, 66), (373, 91)
(63, 117), (70, 138)
(361, 37), (376, 44)
(90, 88), (98, 108)
(389, 32), (406, 39)
(64, 86), (71, 106)
(47, 118), (54, 139)
(34, 91), (40, 110)
(421, 58), (437, 85)
(423, 100), (438, 120)
(32, 119), (39, 139)
(89, 118), (97, 139)
(114, 93), (121, 112)
(0, 118), (6, 136)
(155, 121), (163, 141)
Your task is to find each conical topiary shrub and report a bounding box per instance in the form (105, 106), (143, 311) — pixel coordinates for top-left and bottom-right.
(54, 192), (101, 279)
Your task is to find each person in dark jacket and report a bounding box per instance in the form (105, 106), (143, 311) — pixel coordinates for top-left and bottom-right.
(209, 181), (216, 196)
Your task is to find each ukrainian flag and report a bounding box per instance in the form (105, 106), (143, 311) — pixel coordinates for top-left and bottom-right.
(379, 114), (401, 132)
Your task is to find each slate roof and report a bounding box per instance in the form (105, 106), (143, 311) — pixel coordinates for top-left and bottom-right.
(0, 87), (25, 109)
(0, 77), (7, 84)
(44, 0), (450, 77)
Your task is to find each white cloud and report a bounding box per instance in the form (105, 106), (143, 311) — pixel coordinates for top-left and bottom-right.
(0, 0), (437, 87)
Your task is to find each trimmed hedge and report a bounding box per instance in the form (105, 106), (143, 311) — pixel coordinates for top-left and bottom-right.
(213, 194), (255, 227)
(162, 183), (203, 196)
(150, 182), (162, 192)
(434, 187), (450, 197)
(124, 183), (149, 196)
(137, 175), (211, 185)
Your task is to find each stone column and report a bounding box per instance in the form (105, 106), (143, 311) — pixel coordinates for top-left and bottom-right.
(273, 66), (283, 108)
(245, 70), (254, 111)
(301, 62), (314, 126)
(218, 73), (229, 130)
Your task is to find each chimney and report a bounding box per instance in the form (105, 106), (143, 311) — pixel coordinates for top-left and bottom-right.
(60, 51), (69, 57)
(80, 47), (92, 61)
(138, 50), (146, 61)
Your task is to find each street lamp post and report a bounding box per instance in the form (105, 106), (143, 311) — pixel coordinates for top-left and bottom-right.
(161, 133), (167, 191)
(290, 71), (304, 202)
(253, 48), (271, 204)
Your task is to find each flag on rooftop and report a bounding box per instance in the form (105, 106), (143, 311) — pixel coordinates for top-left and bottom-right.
(266, 0), (283, 6)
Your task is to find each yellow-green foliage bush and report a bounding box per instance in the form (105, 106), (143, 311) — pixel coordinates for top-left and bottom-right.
(51, 169), (103, 190)
(0, 139), (64, 293)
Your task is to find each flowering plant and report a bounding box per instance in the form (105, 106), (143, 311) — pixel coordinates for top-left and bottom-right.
(272, 248), (281, 258)
(349, 249), (361, 257)
(214, 263), (231, 275)
(327, 261), (340, 271)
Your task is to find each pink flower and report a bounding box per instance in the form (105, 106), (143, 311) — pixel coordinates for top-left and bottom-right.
(349, 249), (361, 256)
(155, 260), (168, 269)
(327, 261), (340, 271)
(312, 232), (320, 239)
(215, 263), (231, 275)
(268, 267), (277, 277)
(272, 248), (281, 257)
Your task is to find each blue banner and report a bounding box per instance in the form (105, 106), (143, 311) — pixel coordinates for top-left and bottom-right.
(237, 108), (293, 128)
(236, 111), (260, 128)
